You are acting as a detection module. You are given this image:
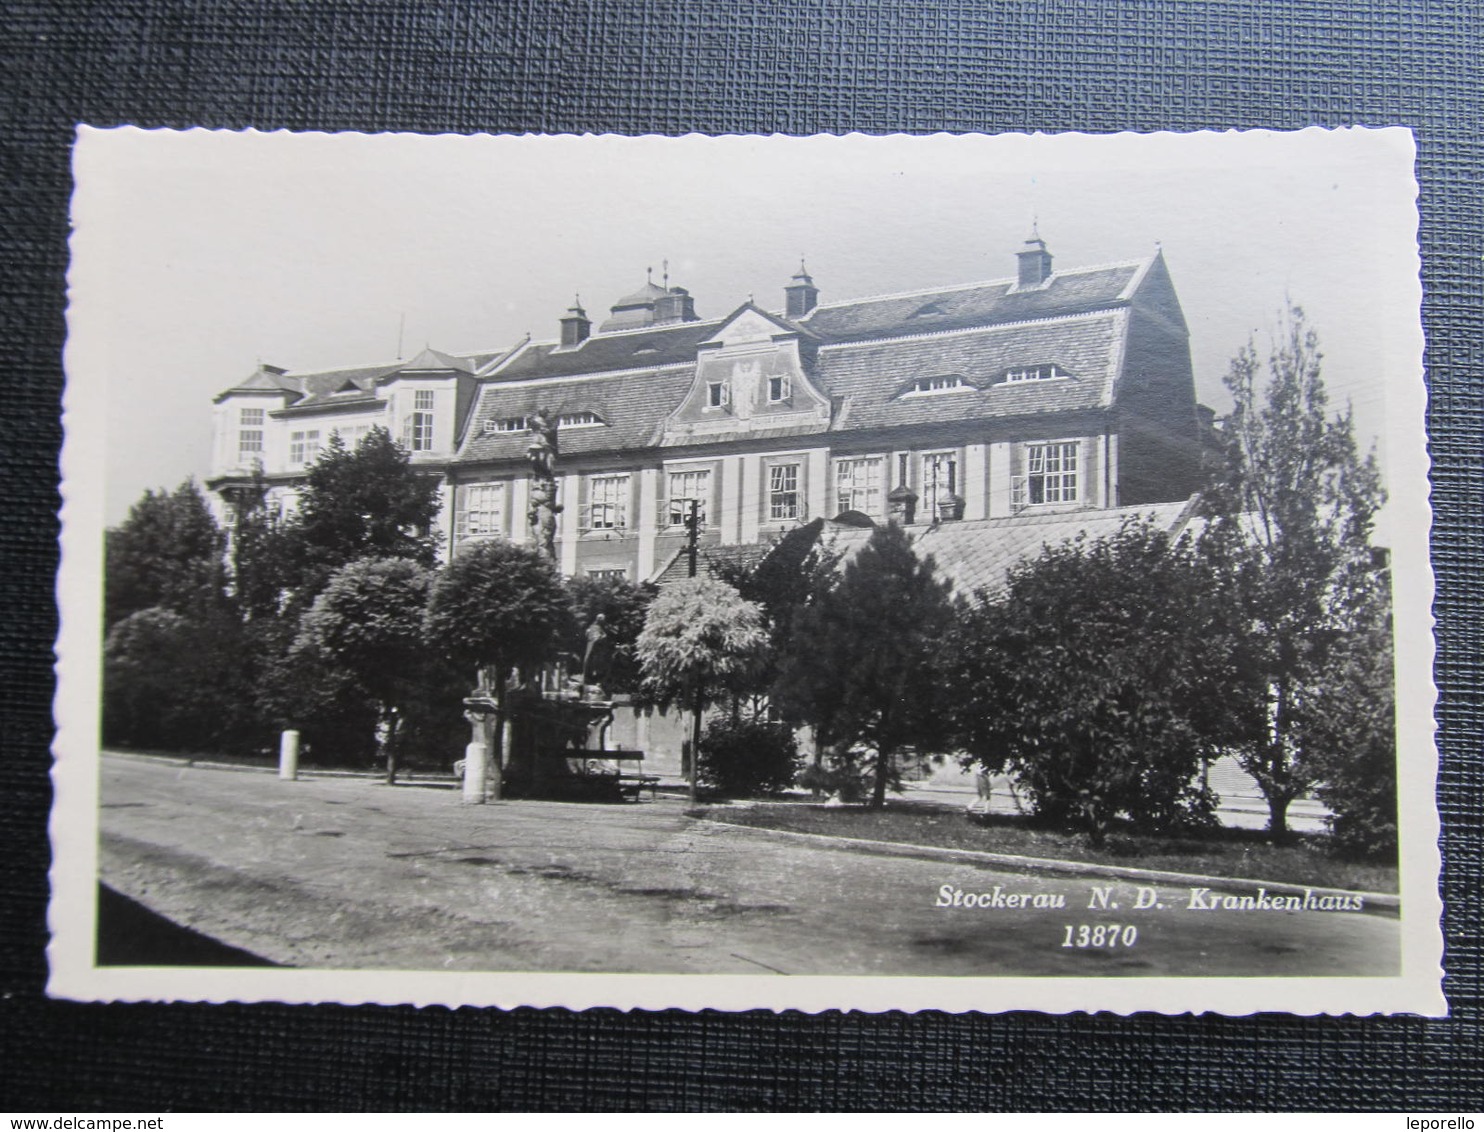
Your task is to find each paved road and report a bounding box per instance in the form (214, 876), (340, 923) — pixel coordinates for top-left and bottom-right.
(98, 754), (1398, 977)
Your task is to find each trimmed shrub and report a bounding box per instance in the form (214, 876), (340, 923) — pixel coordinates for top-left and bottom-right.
(697, 718), (802, 799)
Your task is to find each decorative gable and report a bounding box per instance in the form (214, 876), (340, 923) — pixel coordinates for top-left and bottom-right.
(660, 304), (830, 446)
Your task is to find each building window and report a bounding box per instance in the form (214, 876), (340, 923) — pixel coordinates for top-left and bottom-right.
(1024, 441), (1079, 505)
(289, 430), (321, 466)
(483, 416), (528, 435)
(238, 407), (264, 458)
(559, 411), (605, 429)
(835, 456), (883, 517)
(667, 468), (710, 527)
(921, 451), (959, 508)
(902, 374), (971, 397)
(768, 463), (800, 521)
(1001, 364), (1069, 384)
(457, 482), (505, 539)
(405, 389), (435, 451)
(586, 474), (630, 530)
(587, 568), (628, 582)
(767, 374), (791, 403)
(330, 423), (373, 448)
(706, 381), (729, 409)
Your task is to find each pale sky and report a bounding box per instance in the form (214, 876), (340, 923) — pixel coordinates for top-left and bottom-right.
(68, 128), (1420, 529)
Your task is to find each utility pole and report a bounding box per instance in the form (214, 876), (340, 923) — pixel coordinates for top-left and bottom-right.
(683, 497), (703, 801)
(684, 498), (701, 577)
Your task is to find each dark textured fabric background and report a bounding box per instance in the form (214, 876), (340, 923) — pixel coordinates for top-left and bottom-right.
(2, 0), (1480, 1112)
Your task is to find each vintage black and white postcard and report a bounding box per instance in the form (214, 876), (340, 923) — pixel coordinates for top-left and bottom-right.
(52, 127), (1441, 1014)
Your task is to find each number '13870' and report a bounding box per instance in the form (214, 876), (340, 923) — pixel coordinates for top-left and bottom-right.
(1062, 924), (1138, 948)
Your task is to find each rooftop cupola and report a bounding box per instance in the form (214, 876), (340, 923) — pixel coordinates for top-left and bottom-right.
(653, 260), (698, 325)
(559, 295), (591, 346)
(1016, 230), (1054, 289)
(785, 259), (819, 318)
(599, 264), (698, 332)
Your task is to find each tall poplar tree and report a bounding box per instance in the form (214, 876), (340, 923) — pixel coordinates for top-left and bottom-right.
(1203, 307), (1388, 838)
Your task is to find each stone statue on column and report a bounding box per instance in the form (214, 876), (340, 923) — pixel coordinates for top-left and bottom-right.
(526, 407), (562, 561)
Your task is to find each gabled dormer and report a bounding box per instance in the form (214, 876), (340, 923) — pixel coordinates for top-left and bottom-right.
(660, 302), (830, 446)
(377, 347), (475, 459)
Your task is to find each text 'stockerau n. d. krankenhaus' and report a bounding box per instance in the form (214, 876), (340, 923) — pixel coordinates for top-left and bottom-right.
(206, 233), (1210, 593)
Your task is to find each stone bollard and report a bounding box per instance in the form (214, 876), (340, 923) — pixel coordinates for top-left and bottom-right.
(278, 729), (300, 781)
(462, 739), (488, 804)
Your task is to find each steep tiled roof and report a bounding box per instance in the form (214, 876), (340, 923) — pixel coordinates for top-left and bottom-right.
(212, 365), (302, 403)
(396, 346), (475, 373)
(650, 540), (774, 586)
(457, 366), (697, 464)
(910, 497), (1199, 600)
(648, 519), (876, 585)
(798, 261), (1143, 343)
(293, 363), (404, 397)
(815, 309), (1125, 432)
(491, 321), (721, 382)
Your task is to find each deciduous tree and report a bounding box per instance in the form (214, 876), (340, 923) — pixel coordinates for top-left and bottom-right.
(294, 557), (435, 784)
(104, 480), (226, 628)
(950, 519), (1226, 844)
(1203, 307), (1388, 838)
(562, 574), (656, 695)
(424, 540), (571, 795)
(634, 576), (769, 802)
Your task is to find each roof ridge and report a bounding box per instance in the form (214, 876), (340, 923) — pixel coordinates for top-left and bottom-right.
(523, 316), (729, 350)
(476, 361), (695, 392)
(282, 359), (407, 379)
(802, 258), (1148, 314)
(816, 307), (1119, 350)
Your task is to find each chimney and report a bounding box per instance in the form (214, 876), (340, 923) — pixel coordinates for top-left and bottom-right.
(785, 261), (819, 318)
(559, 296), (591, 346)
(654, 285), (697, 324)
(1016, 233), (1054, 288)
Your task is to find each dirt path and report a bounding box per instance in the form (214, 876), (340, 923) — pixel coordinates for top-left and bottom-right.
(98, 754), (1399, 977)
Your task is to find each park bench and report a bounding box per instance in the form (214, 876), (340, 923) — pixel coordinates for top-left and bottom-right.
(540, 749), (655, 802)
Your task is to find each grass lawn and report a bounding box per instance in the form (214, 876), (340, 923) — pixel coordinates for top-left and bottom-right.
(701, 801), (1398, 894)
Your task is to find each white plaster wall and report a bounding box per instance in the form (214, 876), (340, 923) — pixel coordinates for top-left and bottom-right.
(637, 467), (659, 577)
(963, 443), (988, 521)
(720, 455), (742, 543)
(988, 440), (1012, 518)
(806, 448), (828, 522)
(509, 476), (530, 542)
(740, 453), (762, 542)
(558, 472), (580, 574)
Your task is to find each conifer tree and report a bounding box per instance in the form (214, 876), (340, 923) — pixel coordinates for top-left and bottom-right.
(775, 523), (956, 809)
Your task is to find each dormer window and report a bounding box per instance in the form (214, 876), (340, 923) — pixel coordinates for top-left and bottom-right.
(557, 411), (605, 429)
(901, 374), (972, 398)
(768, 374), (791, 403)
(483, 416), (528, 435)
(1000, 364), (1070, 384)
(707, 381), (730, 410)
